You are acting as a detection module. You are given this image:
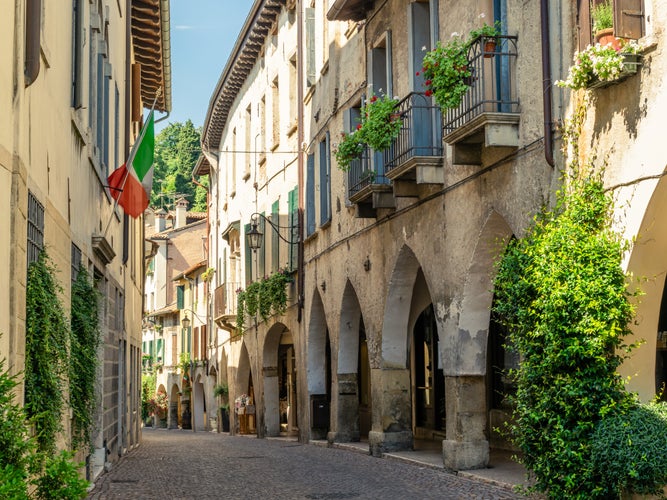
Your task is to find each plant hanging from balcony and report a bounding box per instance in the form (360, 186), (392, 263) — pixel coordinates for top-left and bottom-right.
(556, 40), (642, 90)
(236, 268), (292, 331)
(421, 17), (501, 110)
(334, 93), (401, 171)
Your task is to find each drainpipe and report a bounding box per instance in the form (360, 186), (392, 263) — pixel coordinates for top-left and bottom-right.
(540, 0), (554, 167)
(24, 0), (41, 86)
(297, 0), (304, 323)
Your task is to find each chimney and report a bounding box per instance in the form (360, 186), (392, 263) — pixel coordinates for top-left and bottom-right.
(175, 198), (189, 229)
(156, 208), (167, 233)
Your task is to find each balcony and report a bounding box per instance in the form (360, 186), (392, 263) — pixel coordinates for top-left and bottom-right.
(384, 92), (443, 183)
(443, 35), (519, 165)
(213, 281), (239, 331)
(347, 146), (393, 217)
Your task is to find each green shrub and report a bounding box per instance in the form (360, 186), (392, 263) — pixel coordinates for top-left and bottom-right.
(493, 171), (637, 498)
(592, 402), (667, 497)
(33, 451), (89, 500)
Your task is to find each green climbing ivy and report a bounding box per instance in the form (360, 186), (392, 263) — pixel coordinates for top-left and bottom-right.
(25, 251), (70, 455)
(69, 267), (101, 452)
(236, 268), (292, 331)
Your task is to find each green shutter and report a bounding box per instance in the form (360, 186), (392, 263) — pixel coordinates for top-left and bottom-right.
(288, 187), (299, 271)
(271, 200), (280, 272)
(177, 285), (184, 309)
(156, 338), (163, 362)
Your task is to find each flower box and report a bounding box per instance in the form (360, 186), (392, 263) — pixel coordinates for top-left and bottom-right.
(588, 53), (642, 89)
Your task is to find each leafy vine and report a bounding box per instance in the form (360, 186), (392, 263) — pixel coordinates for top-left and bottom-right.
(25, 251), (69, 455)
(236, 268), (292, 331)
(69, 267), (101, 452)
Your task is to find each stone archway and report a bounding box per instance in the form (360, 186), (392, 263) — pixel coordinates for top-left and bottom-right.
(307, 291), (331, 440)
(235, 342), (254, 435)
(333, 281), (368, 442)
(263, 322), (296, 437)
(371, 245), (423, 456)
(622, 175), (667, 400)
(443, 209), (512, 470)
(193, 374), (205, 431)
(169, 384), (179, 429)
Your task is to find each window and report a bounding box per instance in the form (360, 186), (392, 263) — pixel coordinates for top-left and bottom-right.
(27, 191), (44, 267)
(288, 57), (297, 132)
(71, 0), (83, 107)
(272, 77), (280, 147)
(71, 243), (82, 282)
(306, 8), (316, 86)
(306, 153), (316, 236)
(176, 285), (184, 309)
(244, 104), (252, 179)
(369, 31), (392, 97)
(319, 133), (331, 225)
(578, 0), (645, 51)
(271, 200), (280, 272)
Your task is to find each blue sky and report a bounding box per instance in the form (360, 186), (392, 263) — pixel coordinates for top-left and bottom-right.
(155, 1), (251, 133)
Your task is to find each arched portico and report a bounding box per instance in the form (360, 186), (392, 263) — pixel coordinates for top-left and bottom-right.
(443, 210), (512, 470)
(622, 175), (667, 400)
(371, 245), (423, 456)
(235, 342), (255, 435)
(307, 292), (331, 440)
(263, 322), (297, 437)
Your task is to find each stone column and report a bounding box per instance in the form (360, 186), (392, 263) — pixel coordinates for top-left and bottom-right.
(328, 372), (359, 443)
(442, 375), (489, 470)
(263, 366), (279, 436)
(368, 367), (412, 457)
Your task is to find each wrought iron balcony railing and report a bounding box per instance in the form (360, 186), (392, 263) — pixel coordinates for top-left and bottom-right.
(443, 35), (519, 138)
(347, 146), (389, 201)
(384, 92), (443, 175)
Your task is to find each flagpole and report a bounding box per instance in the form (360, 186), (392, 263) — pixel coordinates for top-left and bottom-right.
(103, 89), (161, 238)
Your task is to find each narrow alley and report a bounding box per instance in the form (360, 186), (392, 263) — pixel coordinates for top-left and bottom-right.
(88, 429), (525, 499)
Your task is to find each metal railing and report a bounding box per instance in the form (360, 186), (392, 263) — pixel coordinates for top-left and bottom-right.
(347, 146), (389, 199)
(443, 35), (519, 133)
(384, 92), (443, 173)
(213, 282), (239, 319)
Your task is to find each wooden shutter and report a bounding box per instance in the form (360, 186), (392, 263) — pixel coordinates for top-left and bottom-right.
(577, 0), (592, 51)
(306, 8), (316, 86)
(288, 188), (299, 271)
(319, 133), (331, 225)
(177, 285), (184, 309)
(258, 212), (266, 278)
(614, 0), (643, 39)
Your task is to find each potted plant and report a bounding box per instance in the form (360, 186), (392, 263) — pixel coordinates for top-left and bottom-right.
(592, 0), (619, 49)
(469, 20), (501, 57)
(556, 40), (642, 90)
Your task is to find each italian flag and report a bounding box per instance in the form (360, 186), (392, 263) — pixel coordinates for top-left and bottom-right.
(107, 111), (155, 218)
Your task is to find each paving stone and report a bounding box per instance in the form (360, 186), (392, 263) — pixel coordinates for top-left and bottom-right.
(88, 428), (527, 499)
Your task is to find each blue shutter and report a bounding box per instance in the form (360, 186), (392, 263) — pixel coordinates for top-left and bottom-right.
(306, 154), (315, 236)
(319, 133), (331, 225)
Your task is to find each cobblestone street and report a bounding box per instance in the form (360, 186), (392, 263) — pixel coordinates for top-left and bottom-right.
(88, 429), (525, 499)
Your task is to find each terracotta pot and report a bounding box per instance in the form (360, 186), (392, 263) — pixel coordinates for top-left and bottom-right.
(484, 38), (497, 58)
(595, 28), (622, 50)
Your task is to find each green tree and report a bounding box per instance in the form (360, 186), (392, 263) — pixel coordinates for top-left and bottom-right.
(150, 120), (207, 212)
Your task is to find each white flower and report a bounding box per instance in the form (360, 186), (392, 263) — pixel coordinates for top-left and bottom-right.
(478, 12), (486, 19)
(421, 45), (427, 51)
(450, 31), (460, 38)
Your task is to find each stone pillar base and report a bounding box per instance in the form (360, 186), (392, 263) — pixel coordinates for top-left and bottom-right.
(327, 430), (360, 445)
(442, 439), (489, 471)
(368, 430), (413, 457)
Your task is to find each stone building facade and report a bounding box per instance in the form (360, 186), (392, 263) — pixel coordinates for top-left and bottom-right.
(0, 0), (170, 478)
(203, 0), (663, 472)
